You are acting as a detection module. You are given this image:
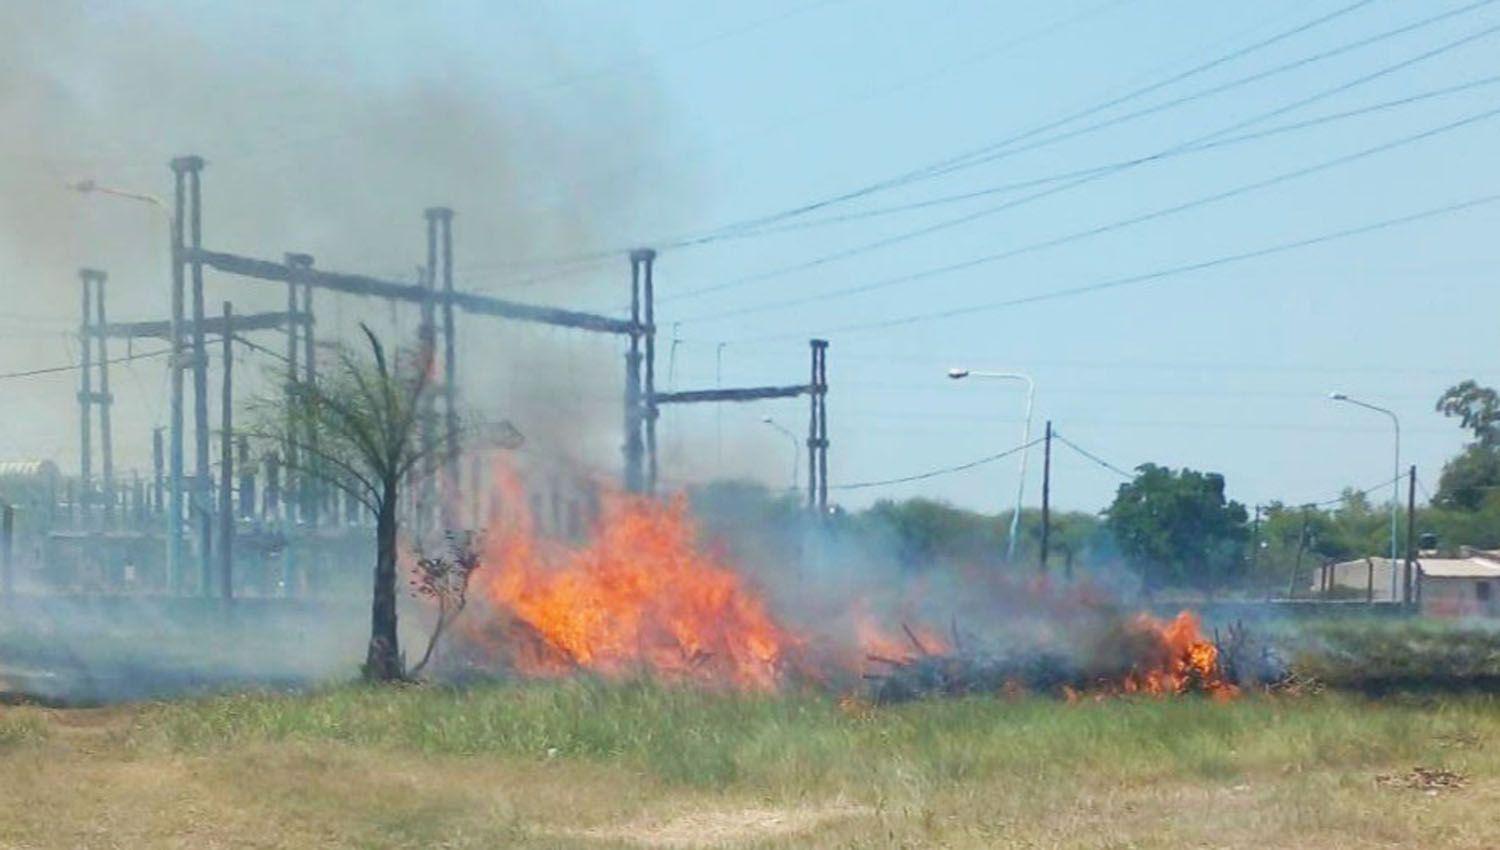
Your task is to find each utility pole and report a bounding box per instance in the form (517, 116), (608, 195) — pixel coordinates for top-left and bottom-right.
(78, 270), (94, 525)
(219, 302), (234, 601)
(1405, 464), (1417, 607)
(420, 211), (439, 532)
(623, 255), (644, 492)
(168, 157), (192, 592)
(1039, 420), (1052, 573)
(93, 270), (115, 528)
(301, 271), (317, 527)
(283, 253), (312, 526)
(237, 437), (254, 521)
(1251, 504), (1263, 598)
(179, 156), (212, 595)
(635, 249), (658, 494)
(811, 339), (829, 515)
(1287, 507), (1311, 599)
(152, 428), (164, 516)
(431, 207), (459, 510)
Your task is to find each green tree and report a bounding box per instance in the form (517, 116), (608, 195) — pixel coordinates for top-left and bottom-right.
(1103, 464), (1249, 594)
(1436, 380), (1500, 446)
(1434, 445), (1500, 511)
(253, 327), (512, 681)
(1434, 381), (1500, 510)
(859, 498), (1000, 570)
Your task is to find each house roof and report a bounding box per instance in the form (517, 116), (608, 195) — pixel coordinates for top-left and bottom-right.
(1418, 557), (1500, 579)
(1329, 556), (1500, 579)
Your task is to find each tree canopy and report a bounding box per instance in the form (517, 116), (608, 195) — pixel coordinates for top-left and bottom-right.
(1436, 380), (1500, 447)
(1103, 463), (1249, 594)
(1435, 381), (1500, 511)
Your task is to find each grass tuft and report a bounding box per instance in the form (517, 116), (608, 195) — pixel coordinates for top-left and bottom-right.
(128, 677), (1500, 794)
(0, 711), (49, 749)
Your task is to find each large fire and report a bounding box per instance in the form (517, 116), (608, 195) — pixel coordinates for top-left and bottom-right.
(474, 466), (798, 690)
(458, 466), (1236, 700)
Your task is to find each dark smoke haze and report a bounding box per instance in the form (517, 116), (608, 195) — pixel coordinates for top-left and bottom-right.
(0, 3), (800, 701)
(0, 2), (752, 479)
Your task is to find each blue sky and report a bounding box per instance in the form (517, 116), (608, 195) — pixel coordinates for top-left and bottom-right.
(5, 0), (1499, 515)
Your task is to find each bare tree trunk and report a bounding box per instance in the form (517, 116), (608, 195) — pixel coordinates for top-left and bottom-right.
(364, 483), (402, 681)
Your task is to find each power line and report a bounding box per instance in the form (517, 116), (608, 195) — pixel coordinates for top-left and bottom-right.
(1053, 431), (1405, 509)
(233, 334), (294, 366)
(669, 12), (1500, 307)
(0, 347), (172, 381)
(678, 98), (1500, 323)
(736, 189), (1500, 342)
(678, 70), (1500, 249)
(1053, 432), (1134, 479)
(830, 435), (1045, 491)
(1294, 472), (1404, 509)
(465, 0), (1139, 272)
(681, 0), (1383, 241)
(1416, 474), (1435, 502)
(912, 0), (1499, 185)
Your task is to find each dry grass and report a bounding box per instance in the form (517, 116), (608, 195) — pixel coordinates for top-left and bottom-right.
(1, 684), (1500, 848)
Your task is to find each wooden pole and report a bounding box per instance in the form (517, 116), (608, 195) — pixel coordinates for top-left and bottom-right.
(94, 270), (115, 529)
(152, 428), (164, 516)
(420, 211), (439, 534)
(219, 302), (234, 600)
(77, 270), (93, 523)
(806, 340), (817, 512)
(266, 452), (281, 521)
(1039, 420), (1052, 573)
(434, 208), (460, 511)
(635, 249), (658, 495)
(237, 437), (254, 520)
(301, 276), (318, 527)
(816, 340), (829, 515)
(1287, 509), (1310, 599)
(624, 255), (643, 492)
(186, 159), (212, 595)
(1405, 464), (1417, 607)
(168, 160), (188, 592)
(283, 253), (311, 525)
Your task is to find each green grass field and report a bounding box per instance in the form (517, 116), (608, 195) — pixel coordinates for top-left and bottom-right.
(2, 681), (1499, 848)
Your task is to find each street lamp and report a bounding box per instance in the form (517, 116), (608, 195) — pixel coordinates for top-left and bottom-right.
(70, 178), (182, 587)
(761, 416), (800, 495)
(1329, 391), (1400, 599)
(948, 368), (1036, 562)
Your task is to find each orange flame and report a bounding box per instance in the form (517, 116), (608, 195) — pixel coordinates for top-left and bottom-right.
(1113, 611), (1237, 700)
(476, 464), (798, 690)
(463, 464), (1235, 700)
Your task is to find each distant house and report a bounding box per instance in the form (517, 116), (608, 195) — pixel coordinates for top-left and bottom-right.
(1318, 550), (1500, 618)
(1417, 554), (1500, 619)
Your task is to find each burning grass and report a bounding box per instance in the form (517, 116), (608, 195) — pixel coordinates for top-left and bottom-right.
(443, 468), (1253, 701)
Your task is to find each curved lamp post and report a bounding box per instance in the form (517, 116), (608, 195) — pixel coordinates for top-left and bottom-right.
(761, 415), (800, 495)
(1329, 391), (1400, 599)
(949, 368), (1035, 562)
(69, 178), (182, 588)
